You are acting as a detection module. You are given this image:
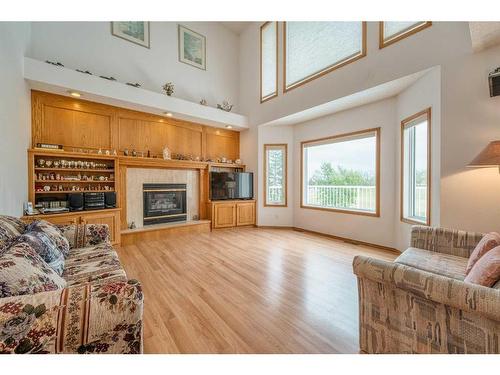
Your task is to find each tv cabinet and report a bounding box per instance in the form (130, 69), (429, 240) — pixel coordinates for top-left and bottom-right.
(210, 200), (255, 229)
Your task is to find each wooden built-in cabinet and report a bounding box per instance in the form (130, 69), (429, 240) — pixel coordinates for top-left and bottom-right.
(211, 200), (256, 229)
(22, 208), (121, 244)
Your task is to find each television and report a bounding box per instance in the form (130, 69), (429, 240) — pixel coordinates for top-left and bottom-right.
(210, 172), (254, 200)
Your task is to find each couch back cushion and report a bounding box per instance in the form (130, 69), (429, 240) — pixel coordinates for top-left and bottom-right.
(16, 231), (65, 275)
(27, 220), (70, 258)
(466, 232), (500, 275)
(464, 245), (500, 287)
(0, 215), (26, 251)
(0, 242), (66, 298)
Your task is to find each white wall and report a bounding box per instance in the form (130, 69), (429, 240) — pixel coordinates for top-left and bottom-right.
(257, 125), (294, 226)
(394, 67), (441, 249)
(0, 22), (31, 216)
(29, 22), (240, 110)
(292, 98), (397, 248)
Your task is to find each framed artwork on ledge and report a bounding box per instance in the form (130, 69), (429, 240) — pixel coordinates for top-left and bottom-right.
(178, 25), (206, 70)
(111, 21), (150, 48)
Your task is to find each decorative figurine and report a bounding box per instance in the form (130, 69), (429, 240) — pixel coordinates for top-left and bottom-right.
(123, 149), (129, 156)
(163, 146), (171, 160)
(200, 99), (207, 106)
(162, 82), (174, 96)
(126, 82), (141, 88)
(217, 100), (233, 112)
(132, 149), (137, 157)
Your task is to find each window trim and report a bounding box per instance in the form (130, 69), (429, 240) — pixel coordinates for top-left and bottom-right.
(300, 127), (380, 217)
(400, 108), (432, 226)
(379, 21), (432, 49)
(283, 22), (367, 93)
(264, 143), (288, 207)
(260, 21), (279, 103)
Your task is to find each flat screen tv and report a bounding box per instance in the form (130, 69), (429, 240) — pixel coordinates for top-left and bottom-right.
(210, 172), (254, 200)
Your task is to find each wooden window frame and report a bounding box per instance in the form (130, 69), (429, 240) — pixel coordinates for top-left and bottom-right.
(283, 22), (367, 93)
(264, 143), (288, 207)
(379, 22), (432, 49)
(300, 127), (380, 217)
(260, 22), (279, 103)
(400, 108), (431, 226)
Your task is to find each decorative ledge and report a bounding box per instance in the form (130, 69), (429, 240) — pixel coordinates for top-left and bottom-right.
(23, 57), (249, 130)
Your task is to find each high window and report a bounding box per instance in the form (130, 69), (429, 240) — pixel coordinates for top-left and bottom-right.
(379, 22), (431, 49)
(260, 22), (278, 102)
(401, 108), (431, 225)
(284, 22), (366, 92)
(301, 128), (380, 216)
(264, 144), (287, 206)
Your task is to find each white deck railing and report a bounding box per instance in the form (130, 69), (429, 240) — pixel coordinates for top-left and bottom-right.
(268, 184), (427, 215)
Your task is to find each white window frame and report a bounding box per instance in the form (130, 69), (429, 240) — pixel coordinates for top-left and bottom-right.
(300, 127), (380, 217)
(400, 108), (431, 225)
(264, 144), (287, 207)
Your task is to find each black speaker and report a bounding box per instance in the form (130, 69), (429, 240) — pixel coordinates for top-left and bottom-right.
(68, 193), (84, 211)
(489, 68), (500, 97)
(104, 192), (116, 208)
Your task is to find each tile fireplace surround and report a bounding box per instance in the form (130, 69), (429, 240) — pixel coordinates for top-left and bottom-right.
(126, 168), (199, 228)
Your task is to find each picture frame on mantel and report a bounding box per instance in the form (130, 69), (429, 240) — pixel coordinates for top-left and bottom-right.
(178, 24), (206, 70)
(111, 22), (150, 48)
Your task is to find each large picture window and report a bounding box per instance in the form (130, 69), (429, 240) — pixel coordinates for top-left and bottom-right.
(264, 144), (287, 206)
(301, 128), (380, 216)
(260, 22), (278, 102)
(379, 22), (431, 49)
(401, 108), (431, 225)
(284, 22), (366, 92)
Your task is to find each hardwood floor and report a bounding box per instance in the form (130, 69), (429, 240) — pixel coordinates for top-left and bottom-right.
(116, 227), (398, 353)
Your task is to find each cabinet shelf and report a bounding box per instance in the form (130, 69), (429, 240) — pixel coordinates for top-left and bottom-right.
(35, 168), (114, 173)
(35, 189), (114, 194)
(35, 180), (115, 183)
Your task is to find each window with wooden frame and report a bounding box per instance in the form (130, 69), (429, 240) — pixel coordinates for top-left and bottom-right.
(264, 144), (287, 206)
(401, 108), (431, 225)
(284, 22), (366, 92)
(301, 128), (380, 216)
(379, 22), (432, 49)
(260, 22), (278, 102)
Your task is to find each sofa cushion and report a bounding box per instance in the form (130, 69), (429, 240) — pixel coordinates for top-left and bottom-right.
(466, 232), (500, 275)
(0, 215), (26, 251)
(63, 245), (126, 287)
(464, 246), (500, 287)
(395, 247), (468, 281)
(16, 231), (65, 275)
(27, 220), (70, 258)
(0, 242), (66, 298)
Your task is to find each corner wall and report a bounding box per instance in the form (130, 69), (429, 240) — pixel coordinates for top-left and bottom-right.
(0, 22), (31, 216)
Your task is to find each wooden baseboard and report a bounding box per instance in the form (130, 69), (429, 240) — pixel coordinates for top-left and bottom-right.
(255, 225), (293, 229)
(292, 227), (399, 253)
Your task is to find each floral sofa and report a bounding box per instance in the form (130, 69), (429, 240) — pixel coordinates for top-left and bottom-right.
(353, 225), (500, 354)
(0, 215), (143, 354)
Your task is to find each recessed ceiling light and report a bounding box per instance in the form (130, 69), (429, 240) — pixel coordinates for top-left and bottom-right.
(225, 125), (233, 129)
(68, 91), (81, 98)
(163, 112), (173, 117)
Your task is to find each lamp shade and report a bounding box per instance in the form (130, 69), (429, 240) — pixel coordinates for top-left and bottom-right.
(468, 141), (500, 167)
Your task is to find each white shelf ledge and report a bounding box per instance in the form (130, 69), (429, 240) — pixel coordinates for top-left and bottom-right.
(23, 57), (248, 130)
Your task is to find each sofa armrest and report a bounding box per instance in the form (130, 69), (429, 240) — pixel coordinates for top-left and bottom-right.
(410, 225), (483, 258)
(353, 255), (500, 321)
(0, 280), (143, 354)
(57, 224), (110, 249)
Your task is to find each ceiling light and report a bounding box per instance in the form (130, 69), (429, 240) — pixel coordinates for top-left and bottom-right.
(163, 112), (173, 117)
(68, 91), (81, 98)
(225, 125), (233, 129)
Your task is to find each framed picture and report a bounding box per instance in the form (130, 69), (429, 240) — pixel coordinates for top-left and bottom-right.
(178, 25), (206, 70)
(111, 22), (150, 48)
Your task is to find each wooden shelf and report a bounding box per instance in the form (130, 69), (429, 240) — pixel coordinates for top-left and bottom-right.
(35, 180), (115, 183)
(35, 189), (114, 194)
(29, 148), (118, 160)
(35, 168), (114, 173)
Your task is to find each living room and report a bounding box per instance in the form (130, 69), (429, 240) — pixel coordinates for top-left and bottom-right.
(1, 0), (500, 372)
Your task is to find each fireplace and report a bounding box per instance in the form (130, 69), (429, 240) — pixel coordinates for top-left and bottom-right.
(143, 183), (187, 225)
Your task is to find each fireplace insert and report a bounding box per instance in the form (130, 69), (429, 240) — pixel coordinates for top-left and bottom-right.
(143, 183), (187, 225)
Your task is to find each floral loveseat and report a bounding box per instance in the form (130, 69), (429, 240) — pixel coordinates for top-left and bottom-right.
(0, 215), (143, 354)
(353, 225), (500, 354)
